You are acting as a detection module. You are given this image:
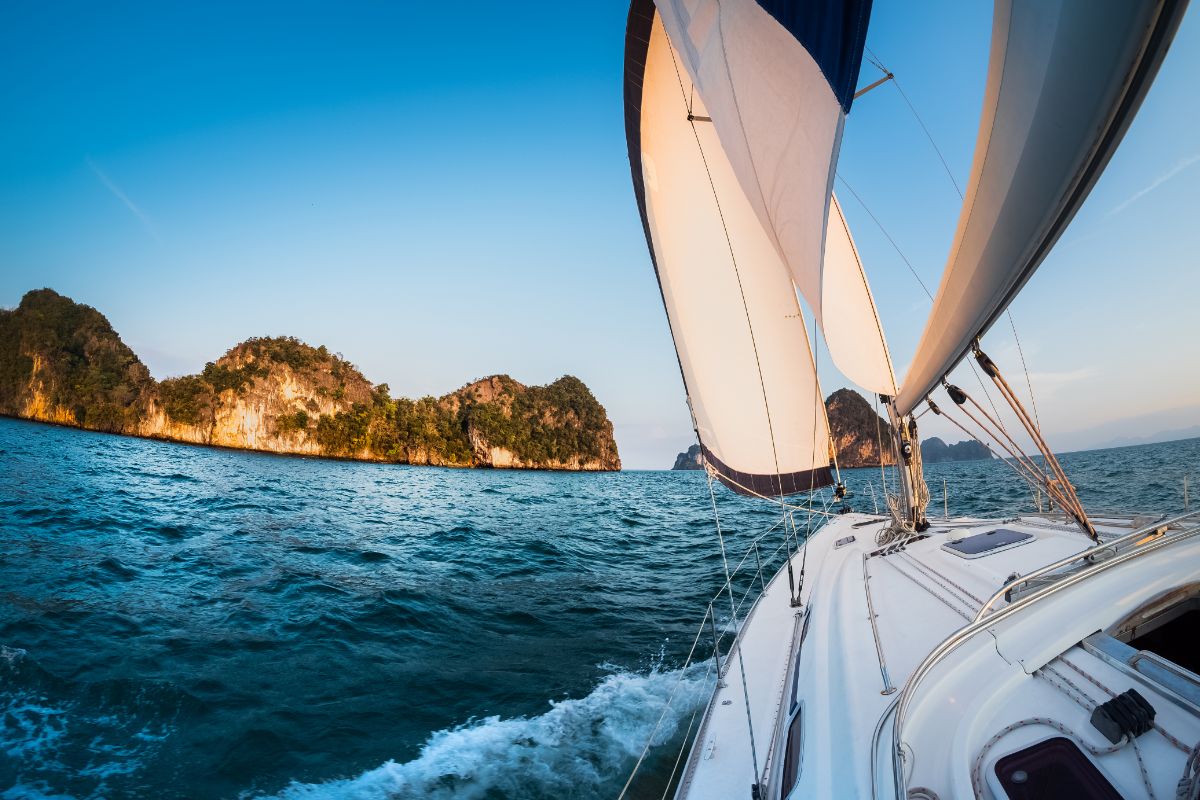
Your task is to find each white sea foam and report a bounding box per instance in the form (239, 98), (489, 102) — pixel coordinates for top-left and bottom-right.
(0, 645), (27, 666)
(261, 662), (714, 800)
(0, 644), (172, 800)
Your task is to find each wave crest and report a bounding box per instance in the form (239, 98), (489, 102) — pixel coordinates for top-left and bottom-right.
(261, 663), (713, 800)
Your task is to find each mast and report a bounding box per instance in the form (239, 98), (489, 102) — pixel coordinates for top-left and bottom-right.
(884, 399), (929, 532)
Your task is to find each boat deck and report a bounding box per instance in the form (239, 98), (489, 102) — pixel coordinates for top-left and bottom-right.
(674, 511), (1200, 799)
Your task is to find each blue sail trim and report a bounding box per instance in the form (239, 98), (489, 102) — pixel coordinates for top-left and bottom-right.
(755, 0), (873, 112)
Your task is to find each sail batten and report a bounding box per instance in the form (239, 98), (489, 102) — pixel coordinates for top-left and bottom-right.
(895, 0), (1189, 416)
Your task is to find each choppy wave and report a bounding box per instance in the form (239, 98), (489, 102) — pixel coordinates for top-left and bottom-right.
(0, 645), (178, 800)
(1, 418), (1195, 798)
(260, 664), (713, 800)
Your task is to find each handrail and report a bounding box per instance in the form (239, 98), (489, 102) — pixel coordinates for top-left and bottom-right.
(862, 553), (897, 695)
(890, 521), (1200, 797)
(974, 509), (1200, 621)
(870, 693), (903, 799)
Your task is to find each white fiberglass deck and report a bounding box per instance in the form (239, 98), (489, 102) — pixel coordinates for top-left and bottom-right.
(673, 511), (1200, 800)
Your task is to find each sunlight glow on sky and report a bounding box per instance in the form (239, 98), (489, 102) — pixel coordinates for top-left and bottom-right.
(2, 2), (1198, 467)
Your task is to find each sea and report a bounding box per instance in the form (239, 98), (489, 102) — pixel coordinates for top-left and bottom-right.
(0, 416), (1195, 799)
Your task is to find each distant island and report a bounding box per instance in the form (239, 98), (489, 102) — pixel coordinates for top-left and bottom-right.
(673, 443), (703, 470)
(0, 289), (620, 471)
(919, 436), (993, 463)
(671, 388), (990, 469)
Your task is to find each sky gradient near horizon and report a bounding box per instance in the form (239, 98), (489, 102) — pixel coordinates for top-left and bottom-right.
(2, 2), (1198, 468)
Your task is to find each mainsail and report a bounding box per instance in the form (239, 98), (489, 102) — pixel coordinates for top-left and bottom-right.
(895, 0), (1188, 415)
(626, 9), (827, 496)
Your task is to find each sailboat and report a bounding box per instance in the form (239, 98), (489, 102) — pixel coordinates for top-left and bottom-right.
(620, 0), (1199, 798)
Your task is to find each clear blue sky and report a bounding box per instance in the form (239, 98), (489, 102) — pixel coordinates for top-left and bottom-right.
(2, 2), (1197, 468)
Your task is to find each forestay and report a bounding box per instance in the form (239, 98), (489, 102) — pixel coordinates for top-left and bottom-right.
(896, 0), (1189, 415)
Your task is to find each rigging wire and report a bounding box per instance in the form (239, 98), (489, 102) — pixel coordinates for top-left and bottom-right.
(931, 393), (1060, 509)
(615, 605), (713, 800)
(837, 172), (1009, 434)
(929, 397), (1043, 498)
(704, 470), (764, 791)
(1008, 311), (1042, 431)
(664, 24), (789, 507)
(835, 175), (933, 300)
(865, 47), (964, 201)
(864, 46), (1046, 448)
(798, 312), (829, 603)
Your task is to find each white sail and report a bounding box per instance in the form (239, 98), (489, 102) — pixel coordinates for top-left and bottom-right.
(821, 193), (896, 396)
(649, 0), (844, 317)
(649, 0), (889, 391)
(895, 0), (1188, 415)
(626, 8), (834, 496)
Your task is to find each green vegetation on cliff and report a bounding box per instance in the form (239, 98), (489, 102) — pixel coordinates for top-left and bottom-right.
(0, 289), (152, 431)
(360, 395), (473, 463)
(0, 289), (621, 471)
(157, 336), (361, 429)
(463, 375), (610, 465)
(309, 374), (612, 467)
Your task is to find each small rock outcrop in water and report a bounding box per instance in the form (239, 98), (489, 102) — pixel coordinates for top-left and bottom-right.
(672, 443), (704, 470)
(920, 436), (993, 463)
(671, 389), (896, 469)
(0, 289), (620, 471)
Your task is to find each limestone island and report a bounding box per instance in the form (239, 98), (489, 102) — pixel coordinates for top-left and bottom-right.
(0, 289), (620, 471)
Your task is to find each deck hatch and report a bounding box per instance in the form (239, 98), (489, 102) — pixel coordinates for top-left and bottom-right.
(993, 736), (1121, 799)
(942, 528), (1034, 559)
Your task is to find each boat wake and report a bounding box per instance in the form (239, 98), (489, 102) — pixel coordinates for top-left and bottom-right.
(0, 644), (179, 800)
(260, 662), (714, 800)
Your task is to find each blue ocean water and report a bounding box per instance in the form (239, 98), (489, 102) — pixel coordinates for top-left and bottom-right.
(0, 416), (1195, 799)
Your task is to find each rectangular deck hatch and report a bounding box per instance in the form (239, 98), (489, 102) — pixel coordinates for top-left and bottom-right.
(942, 528), (1033, 559)
(994, 736), (1121, 799)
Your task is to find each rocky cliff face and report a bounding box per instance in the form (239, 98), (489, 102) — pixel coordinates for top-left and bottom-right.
(0, 289), (620, 471)
(825, 388), (896, 468)
(453, 374), (620, 471)
(672, 444), (703, 470)
(0, 289), (155, 432)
